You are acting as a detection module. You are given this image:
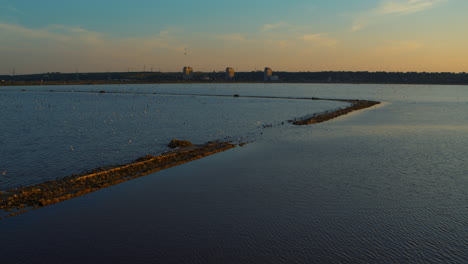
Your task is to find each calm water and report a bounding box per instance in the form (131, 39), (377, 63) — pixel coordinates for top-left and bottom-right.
(0, 87), (346, 189)
(0, 83), (467, 263)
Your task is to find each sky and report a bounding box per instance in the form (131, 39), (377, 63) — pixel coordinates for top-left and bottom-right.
(1, 0), (468, 74)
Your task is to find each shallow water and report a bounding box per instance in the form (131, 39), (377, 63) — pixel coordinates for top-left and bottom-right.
(0, 83), (467, 263)
(0, 88), (346, 189)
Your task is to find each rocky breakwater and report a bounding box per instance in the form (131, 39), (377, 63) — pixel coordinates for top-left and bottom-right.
(0, 140), (236, 219)
(290, 99), (380, 126)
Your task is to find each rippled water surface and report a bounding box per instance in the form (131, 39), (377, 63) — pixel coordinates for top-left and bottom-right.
(0, 83), (467, 263)
(0, 87), (346, 189)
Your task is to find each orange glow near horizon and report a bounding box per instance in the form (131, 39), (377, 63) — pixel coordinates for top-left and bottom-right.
(1, 1), (467, 74)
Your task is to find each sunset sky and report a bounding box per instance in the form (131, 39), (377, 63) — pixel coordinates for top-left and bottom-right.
(1, 0), (467, 74)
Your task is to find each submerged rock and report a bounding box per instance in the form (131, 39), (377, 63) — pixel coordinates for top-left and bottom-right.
(135, 155), (155, 162)
(168, 139), (193, 149)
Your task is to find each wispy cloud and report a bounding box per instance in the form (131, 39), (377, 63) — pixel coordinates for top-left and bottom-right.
(373, 40), (424, 54)
(0, 23), (186, 52)
(301, 34), (338, 47)
(352, 0), (448, 32)
(262, 22), (290, 32)
(0, 4), (23, 24)
(0, 4), (22, 14)
(377, 0), (447, 15)
(278, 40), (288, 49)
(216, 33), (249, 42)
(0, 22), (189, 73)
(352, 19), (368, 32)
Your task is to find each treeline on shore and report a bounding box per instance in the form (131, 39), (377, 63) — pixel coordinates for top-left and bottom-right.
(2, 71), (468, 86)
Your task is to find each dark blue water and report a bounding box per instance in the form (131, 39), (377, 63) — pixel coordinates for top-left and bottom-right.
(0, 84), (466, 263)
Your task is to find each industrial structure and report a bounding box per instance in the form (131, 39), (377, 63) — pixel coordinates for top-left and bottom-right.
(264, 67), (279, 81)
(226, 67), (235, 80)
(182, 67), (193, 80)
(264, 67), (272, 81)
(263, 67), (279, 82)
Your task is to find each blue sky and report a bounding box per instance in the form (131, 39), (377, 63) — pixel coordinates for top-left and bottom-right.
(1, 0), (467, 74)
(2, 1), (350, 33)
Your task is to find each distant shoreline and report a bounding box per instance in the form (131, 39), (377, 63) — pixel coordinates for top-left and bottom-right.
(2, 70), (468, 86)
(1, 80), (468, 87)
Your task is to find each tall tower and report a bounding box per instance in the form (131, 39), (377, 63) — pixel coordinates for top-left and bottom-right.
(182, 67), (193, 80)
(264, 67), (273, 81)
(226, 67), (235, 80)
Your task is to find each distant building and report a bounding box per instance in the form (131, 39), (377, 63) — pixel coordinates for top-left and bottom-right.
(264, 67), (273, 81)
(263, 67), (279, 81)
(182, 67), (193, 80)
(226, 67), (235, 80)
